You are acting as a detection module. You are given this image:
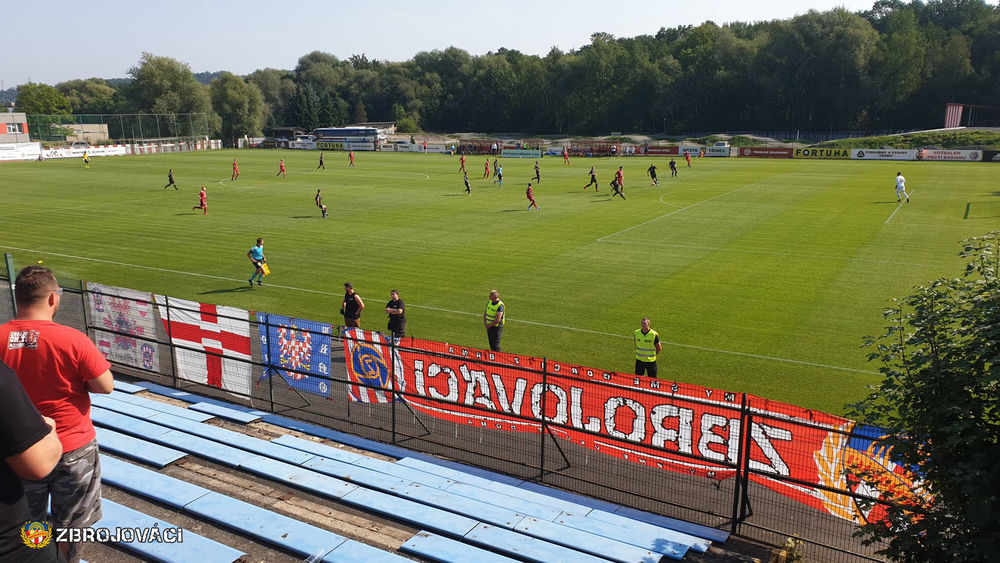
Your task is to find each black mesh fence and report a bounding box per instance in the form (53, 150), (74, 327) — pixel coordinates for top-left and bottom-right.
(0, 272), (901, 562)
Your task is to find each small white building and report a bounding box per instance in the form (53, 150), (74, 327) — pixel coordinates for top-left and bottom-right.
(0, 109), (29, 143)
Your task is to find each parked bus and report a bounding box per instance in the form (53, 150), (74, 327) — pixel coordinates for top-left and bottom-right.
(312, 127), (384, 151)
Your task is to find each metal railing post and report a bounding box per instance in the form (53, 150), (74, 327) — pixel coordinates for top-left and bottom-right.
(539, 358), (547, 481)
(3, 254), (16, 317)
(731, 393), (749, 534)
(164, 296), (177, 388)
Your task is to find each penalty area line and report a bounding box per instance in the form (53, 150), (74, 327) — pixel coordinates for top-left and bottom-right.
(0, 245), (876, 376)
(597, 173), (787, 242)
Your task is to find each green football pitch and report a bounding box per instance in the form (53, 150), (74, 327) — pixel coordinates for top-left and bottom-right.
(2, 149), (995, 414)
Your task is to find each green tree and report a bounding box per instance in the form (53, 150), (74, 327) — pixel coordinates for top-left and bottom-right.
(124, 53), (221, 136)
(353, 99), (367, 123)
(318, 92), (349, 127)
(209, 72), (266, 145)
(246, 68), (297, 128)
(849, 232), (1000, 562)
(56, 78), (119, 114)
(14, 82), (72, 114)
(15, 82), (73, 139)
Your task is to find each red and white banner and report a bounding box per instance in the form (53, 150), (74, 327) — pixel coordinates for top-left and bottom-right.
(944, 103), (963, 128)
(380, 337), (921, 525)
(341, 328), (404, 403)
(739, 147), (793, 158)
(86, 282), (159, 372)
(155, 296), (253, 395)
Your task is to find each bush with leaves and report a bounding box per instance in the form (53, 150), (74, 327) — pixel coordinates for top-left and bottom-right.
(849, 232), (1000, 562)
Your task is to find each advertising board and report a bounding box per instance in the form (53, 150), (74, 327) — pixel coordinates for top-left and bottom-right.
(915, 149), (982, 161)
(0, 142), (42, 161)
(501, 149), (542, 159)
(739, 147), (793, 158)
(981, 150), (1000, 163)
(793, 148), (850, 159)
(850, 149), (917, 160)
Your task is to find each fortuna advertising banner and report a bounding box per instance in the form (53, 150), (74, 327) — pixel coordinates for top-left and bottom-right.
(850, 149), (917, 160)
(86, 282), (159, 372)
(793, 148), (850, 159)
(382, 337), (921, 525)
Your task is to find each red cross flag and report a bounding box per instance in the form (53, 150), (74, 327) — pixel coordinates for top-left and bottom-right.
(155, 295), (253, 396)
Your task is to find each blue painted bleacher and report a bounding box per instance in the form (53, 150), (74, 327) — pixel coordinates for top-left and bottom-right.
(188, 401), (261, 423)
(101, 455), (409, 562)
(124, 380), (724, 559)
(96, 499), (245, 562)
(401, 531), (520, 563)
(95, 426), (186, 468)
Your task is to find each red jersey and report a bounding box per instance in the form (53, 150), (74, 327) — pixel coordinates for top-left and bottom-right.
(526, 186), (535, 200)
(199, 192), (206, 204)
(279, 161), (285, 170)
(0, 320), (111, 452)
(615, 169), (624, 183)
(233, 161), (238, 170)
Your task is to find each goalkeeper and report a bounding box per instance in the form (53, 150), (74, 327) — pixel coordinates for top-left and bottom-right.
(247, 238), (267, 286)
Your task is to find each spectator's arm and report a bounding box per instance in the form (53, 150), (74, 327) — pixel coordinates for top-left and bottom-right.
(86, 369), (115, 394)
(6, 416), (61, 480)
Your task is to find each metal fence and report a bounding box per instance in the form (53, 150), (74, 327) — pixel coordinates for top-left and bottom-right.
(0, 276), (896, 562)
(25, 113), (212, 143)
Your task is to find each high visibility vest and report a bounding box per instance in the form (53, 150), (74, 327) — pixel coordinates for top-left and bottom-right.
(485, 300), (505, 326)
(635, 329), (659, 362)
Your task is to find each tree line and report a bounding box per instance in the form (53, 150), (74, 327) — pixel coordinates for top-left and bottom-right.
(13, 1), (1000, 143)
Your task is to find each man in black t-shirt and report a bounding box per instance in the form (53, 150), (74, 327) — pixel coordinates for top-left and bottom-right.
(384, 289), (406, 338)
(341, 282), (364, 328)
(1, 360), (62, 562)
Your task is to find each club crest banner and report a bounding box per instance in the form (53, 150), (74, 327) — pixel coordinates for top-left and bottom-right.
(85, 282), (159, 372)
(257, 312), (332, 397)
(341, 328), (405, 403)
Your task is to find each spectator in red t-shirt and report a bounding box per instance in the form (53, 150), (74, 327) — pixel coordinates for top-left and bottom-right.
(0, 266), (113, 563)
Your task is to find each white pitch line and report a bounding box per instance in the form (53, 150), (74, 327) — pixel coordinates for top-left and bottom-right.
(598, 239), (949, 268)
(0, 244), (876, 375)
(597, 174), (786, 241)
(884, 190), (914, 224)
(657, 195), (683, 208)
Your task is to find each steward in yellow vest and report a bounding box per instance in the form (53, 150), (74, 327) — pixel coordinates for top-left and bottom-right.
(483, 290), (505, 352)
(634, 317), (662, 378)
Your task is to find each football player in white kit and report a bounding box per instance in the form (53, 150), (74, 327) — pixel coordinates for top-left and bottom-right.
(895, 172), (909, 203)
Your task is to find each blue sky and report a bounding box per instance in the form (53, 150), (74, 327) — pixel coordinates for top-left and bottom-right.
(1, 0), (935, 86)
